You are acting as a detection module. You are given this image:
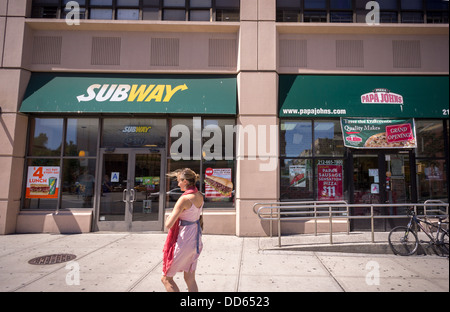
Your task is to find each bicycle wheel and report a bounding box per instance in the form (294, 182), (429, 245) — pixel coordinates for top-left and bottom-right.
(388, 226), (419, 256)
(436, 231), (449, 257)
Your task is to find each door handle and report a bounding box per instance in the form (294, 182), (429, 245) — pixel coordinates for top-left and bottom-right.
(122, 189), (128, 203)
(130, 189), (136, 203)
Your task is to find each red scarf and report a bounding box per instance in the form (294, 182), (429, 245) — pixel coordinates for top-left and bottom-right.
(162, 186), (198, 276)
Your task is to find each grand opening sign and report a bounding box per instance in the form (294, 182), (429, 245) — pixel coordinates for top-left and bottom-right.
(341, 118), (417, 149)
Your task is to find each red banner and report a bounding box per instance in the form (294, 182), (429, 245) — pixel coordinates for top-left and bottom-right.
(317, 164), (343, 201)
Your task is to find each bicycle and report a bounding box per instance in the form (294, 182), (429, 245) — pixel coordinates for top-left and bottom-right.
(388, 208), (449, 257)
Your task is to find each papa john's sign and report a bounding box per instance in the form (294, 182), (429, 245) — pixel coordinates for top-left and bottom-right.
(361, 88), (404, 105)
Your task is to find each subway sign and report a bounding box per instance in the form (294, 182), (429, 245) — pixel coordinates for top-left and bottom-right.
(76, 83), (188, 103)
(21, 73), (236, 114)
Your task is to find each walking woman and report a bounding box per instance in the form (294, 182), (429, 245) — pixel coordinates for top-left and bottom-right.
(161, 168), (203, 292)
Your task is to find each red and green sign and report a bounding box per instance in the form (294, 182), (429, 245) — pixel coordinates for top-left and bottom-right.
(341, 118), (416, 149)
(317, 161), (343, 201)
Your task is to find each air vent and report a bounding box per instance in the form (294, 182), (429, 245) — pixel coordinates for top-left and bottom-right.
(32, 36), (62, 65)
(393, 40), (421, 68)
(91, 37), (121, 66)
(151, 38), (180, 67)
(208, 39), (237, 67)
(336, 40), (364, 68)
(279, 39), (307, 68)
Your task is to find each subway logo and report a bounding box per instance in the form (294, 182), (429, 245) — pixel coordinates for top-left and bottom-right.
(77, 83), (188, 103)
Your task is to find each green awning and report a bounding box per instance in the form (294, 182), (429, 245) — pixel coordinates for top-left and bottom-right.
(279, 75), (449, 118)
(21, 73), (237, 114)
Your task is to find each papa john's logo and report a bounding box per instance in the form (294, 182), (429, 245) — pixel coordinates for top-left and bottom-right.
(361, 88), (404, 105)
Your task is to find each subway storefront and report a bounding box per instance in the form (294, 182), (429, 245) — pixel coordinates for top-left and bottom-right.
(18, 73), (237, 233)
(279, 75), (449, 231)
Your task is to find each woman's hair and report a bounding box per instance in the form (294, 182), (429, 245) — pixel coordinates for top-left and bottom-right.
(167, 168), (200, 187)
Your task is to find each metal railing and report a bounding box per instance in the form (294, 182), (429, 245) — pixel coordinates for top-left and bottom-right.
(253, 200), (449, 247)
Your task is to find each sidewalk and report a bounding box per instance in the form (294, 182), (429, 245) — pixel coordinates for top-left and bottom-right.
(0, 232), (448, 292)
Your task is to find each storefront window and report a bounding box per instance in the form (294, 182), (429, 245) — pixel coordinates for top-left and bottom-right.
(24, 118), (99, 211)
(169, 118), (197, 160)
(280, 159), (313, 200)
(102, 118), (166, 149)
(65, 118), (99, 157)
(61, 159), (97, 209)
(280, 119), (346, 201)
(167, 117), (236, 208)
(314, 120), (345, 157)
(281, 121), (312, 157)
(415, 120), (445, 158)
(415, 119), (447, 203)
(166, 159), (201, 208)
(416, 159), (447, 202)
(28, 118), (63, 156)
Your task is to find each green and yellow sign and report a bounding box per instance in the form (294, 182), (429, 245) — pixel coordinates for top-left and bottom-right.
(21, 73), (237, 114)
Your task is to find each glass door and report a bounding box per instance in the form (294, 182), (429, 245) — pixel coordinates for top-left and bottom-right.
(385, 153), (412, 205)
(131, 152), (163, 231)
(96, 148), (165, 231)
(350, 150), (414, 231)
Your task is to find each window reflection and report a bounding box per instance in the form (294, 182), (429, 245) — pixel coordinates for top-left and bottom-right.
(29, 118), (63, 156)
(314, 120), (345, 156)
(415, 120), (444, 158)
(61, 159), (97, 208)
(281, 121), (312, 157)
(166, 159), (200, 208)
(65, 119), (99, 157)
(416, 159), (447, 202)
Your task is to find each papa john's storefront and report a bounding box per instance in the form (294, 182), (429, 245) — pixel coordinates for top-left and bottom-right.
(279, 75), (449, 231)
(17, 73), (237, 233)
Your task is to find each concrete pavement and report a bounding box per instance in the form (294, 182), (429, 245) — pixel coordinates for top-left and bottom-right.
(0, 232), (448, 292)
